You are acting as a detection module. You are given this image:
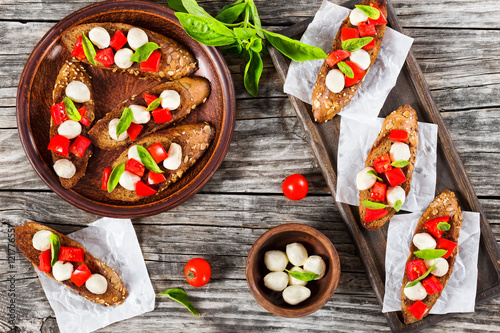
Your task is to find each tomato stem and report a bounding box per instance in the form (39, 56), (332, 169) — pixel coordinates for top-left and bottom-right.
(187, 271), (196, 280)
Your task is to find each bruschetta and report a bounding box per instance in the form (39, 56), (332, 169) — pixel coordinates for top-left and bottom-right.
(15, 222), (128, 306)
(356, 105), (418, 229)
(311, 0), (387, 123)
(401, 190), (463, 323)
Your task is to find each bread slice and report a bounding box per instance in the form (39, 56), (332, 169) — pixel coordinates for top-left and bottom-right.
(401, 190), (463, 324)
(107, 122), (215, 202)
(311, 0), (387, 123)
(359, 105), (418, 230)
(50, 60), (96, 189)
(61, 23), (197, 80)
(88, 76), (210, 150)
(14, 222), (128, 306)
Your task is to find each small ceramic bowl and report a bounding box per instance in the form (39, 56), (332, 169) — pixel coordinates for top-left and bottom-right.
(245, 223), (341, 317)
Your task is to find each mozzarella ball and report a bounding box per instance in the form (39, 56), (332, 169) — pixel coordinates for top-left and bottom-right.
(130, 104), (150, 124)
(163, 142), (182, 170)
(386, 186), (406, 208)
(349, 8), (369, 26)
(325, 69), (345, 93)
(286, 243), (308, 266)
(424, 258), (449, 277)
(108, 118), (128, 141)
(54, 159), (76, 179)
(127, 28), (148, 50)
(52, 261), (73, 281)
(390, 142), (411, 162)
(356, 167), (377, 190)
(160, 90), (181, 110)
(114, 48), (134, 69)
(282, 286), (311, 305)
(65, 81), (91, 103)
(32, 230), (53, 251)
(85, 274), (108, 294)
(263, 272), (288, 292)
(89, 27), (110, 49)
(413, 233), (437, 250)
(57, 120), (82, 139)
(349, 49), (371, 70)
(119, 170), (141, 191)
(264, 250), (288, 272)
(303, 255), (326, 280)
(128, 145), (143, 164)
(288, 266), (307, 287)
(404, 282), (427, 301)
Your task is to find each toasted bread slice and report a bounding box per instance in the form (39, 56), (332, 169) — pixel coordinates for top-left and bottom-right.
(359, 105), (418, 230)
(107, 122), (215, 202)
(401, 190), (463, 324)
(61, 23), (197, 80)
(14, 222), (128, 306)
(50, 60), (96, 189)
(311, 0), (387, 123)
(88, 76), (210, 150)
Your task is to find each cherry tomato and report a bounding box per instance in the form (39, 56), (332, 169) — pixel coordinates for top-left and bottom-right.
(282, 174), (308, 200)
(185, 258), (211, 287)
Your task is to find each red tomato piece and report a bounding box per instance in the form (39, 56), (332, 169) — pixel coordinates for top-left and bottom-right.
(147, 171), (167, 185)
(389, 129), (409, 143)
(364, 208), (389, 223)
(48, 134), (70, 157)
(436, 238), (457, 259)
(94, 48), (115, 67)
(326, 50), (351, 67)
(38, 250), (52, 273)
(71, 36), (86, 61)
(71, 264), (92, 287)
(77, 106), (90, 126)
(424, 216), (450, 239)
(58, 247), (85, 262)
(102, 167), (111, 191)
(370, 182), (387, 202)
(143, 93), (158, 105)
(372, 153), (392, 173)
(422, 275), (444, 295)
(51, 102), (68, 126)
(384, 167), (406, 187)
(69, 135), (91, 158)
(109, 30), (127, 51)
(362, 38), (376, 50)
(125, 158), (145, 177)
(135, 181), (157, 196)
(185, 258), (211, 287)
(282, 174), (309, 200)
(368, 4), (388, 25)
(152, 108), (173, 124)
(147, 142), (168, 163)
(341, 27), (359, 41)
(358, 21), (377, 37)
(344, 61), (366, 87)
(407, 300), (429, 320)
(406, 259), (427, 281)
(127, 122), (143, 142)
(141, 51), (161, 72)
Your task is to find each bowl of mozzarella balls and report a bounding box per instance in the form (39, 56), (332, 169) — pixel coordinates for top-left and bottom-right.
(245, 223), (341, 317)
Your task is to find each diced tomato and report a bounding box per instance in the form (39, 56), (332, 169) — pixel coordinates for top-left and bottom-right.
(389, 129), (409, 143)
(406, 259), (427, 281)
(136, 180), (157, 196)
(48, 134), (70, 157)
(71, 264), (92, 287)
(369, 182), (387, 202)
(141, 51), (161, 72)
(143, 93), (158, 105)
(407, 300), (429, 320)
(424, 216), (450, 239)
(326, 50), (351, 67)
(368, 4), (388, 25)
(71, 36), (86, 61)
(127, 122), (143, 142)
(362, 38), (376, 50)
(358, 21), (377, 37)
(109, 30), (127, 51)
(344, 61), (366, 87)
(94, 48), (114, 67)
(364, 208), (388, 223)
(38, 250), (52, 273)
(372, 154), (392, 173)
(147, 171), (166, 185)
(341, 27), (359, 41)
(422, 275), (444, 295)
(77, 106), (90, 126)
(102, 167), (111, 191)
(436, 238), (457, 259)
(58, 246), (84, 262)
(69, 135), (91, 158)
(384, 167), (406, 187)
(152, 108), (173, 124)
(147, 142), (168, 163)
(125, 158), (145, 177)
(51, 102), (68, 126)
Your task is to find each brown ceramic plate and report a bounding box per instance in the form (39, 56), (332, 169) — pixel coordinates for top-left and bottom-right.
(16, 0), (236, 218)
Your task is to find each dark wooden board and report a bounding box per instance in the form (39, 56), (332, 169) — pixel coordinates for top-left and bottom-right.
(268, 1), (500, 332)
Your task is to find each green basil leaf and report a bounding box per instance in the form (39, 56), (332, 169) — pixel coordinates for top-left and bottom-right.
(50, 233), (60, 267)
(413, 249), (448, 260)
(337, 61), (354, 78)
(222, 42), (243, 56)
(405, 263), (435, 288)
(234, 27), (257, 41)
(438, 222), (451, 231)
(181, 0), (213, 18)
(137, 145), (164, 173)
(243, 50), (263, 97)
(64, 97), (82, 122)
(215, 2), (247, 23)
(248, 0), (263, 38)
(355, 5), (380, 20)
(362, 200), (386, 210)
(249, 37), (263, 53)
(285, 269), (319, 282)
(81, 33), (97, 66)
(263, 30), (327, 61)
(167, 0), (187, 12)
(341, 37), (373, 52)
(391, 160), (410, 168)
(175, 13), (236, 46)
(130, 42), (160, 63)
(394, 200), (402, 212)
(107, 163), (125, 193)
(146, 97), (163, 111)
(367, 169), (382, 181)
(116, 107), (133, 136)
(158, 288), (199, 317)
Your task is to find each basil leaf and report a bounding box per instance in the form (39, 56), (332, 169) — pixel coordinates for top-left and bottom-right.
(107, 163), (125, 193)
(234, 27), (257, 41)
(146, 97), (163, 111)
(362, 200), (386, 210)
(222, 42), (243, 56)
(391, 160), (410, 168)
(130, 42), (160, 63)
(285, 269), (319, 282)
(405, 263), (435, 288)
(116, 107), (133, 136)
(244, 50), (263, 97)
(158, 288), (199, 317)
(64, 97), (82, 122)
(337, 61), (354, 78)
(394, 200), (402, 212)
(355, 5), (380, 20)
(341, 37), (373, 52)
(81, 33), (97, 66)
(438, 222), (451, 231)
(247, 37), (263, 53)
(175, 13), (236, 46)
(215, 2), (247, 24)
(263, 30), (327, 61)
(49, 233), (60, 267)
(367, 169), (382, 181)
(181, 0), (213, 18)
(413, 249), (448, 260)
(167, 0), (187, 12)
(247, 0), (263, 38)
(137, 145), (164, 173)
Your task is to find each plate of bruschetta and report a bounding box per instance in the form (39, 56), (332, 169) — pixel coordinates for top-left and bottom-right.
(17, 0), (235, 217)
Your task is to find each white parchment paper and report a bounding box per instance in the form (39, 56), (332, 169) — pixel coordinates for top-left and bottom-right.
(336, 116), (438, 212)
(283, 0), (413, 122)
(382, 211), (480, 313)
(36, 218), (155, 333)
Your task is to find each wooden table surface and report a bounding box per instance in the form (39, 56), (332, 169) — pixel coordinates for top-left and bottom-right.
(1, 0), (499, 332)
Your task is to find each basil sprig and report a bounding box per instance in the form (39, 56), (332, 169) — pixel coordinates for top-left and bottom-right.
(116, 107), (133, 136)
(413, 249), (448, 260)
(81, 33), (97, 66)
(137, 146), (164, 173)
(394, 200), (402, 212)
(405, 263), (435, 288)
(438, 222), (451, 231)
(158, 288), (199, 317)
(391, 160), (409, 168)
(146, 97), (163, 111)
(355, 5), (380, 20)
(130, 42), (161, 63)
(342, 37), (373, 52)
(362, 200), (386, 210)
(64, 97), (82, 122)
(50, 234), (60, 267)
(337, 61), (354, 78)
(285, 269), (319, 282)
(367, 169), (382, 181)
(107, 163), (125, 193)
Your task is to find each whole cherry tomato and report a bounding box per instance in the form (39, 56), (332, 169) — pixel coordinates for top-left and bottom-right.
(282, 174), (309, 200)
(185, 258), (211, 287)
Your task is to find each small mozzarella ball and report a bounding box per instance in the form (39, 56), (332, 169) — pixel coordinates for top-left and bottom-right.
(263, 272), (288, 292)
(160, 90), (181, 110)
(264, 250), (288, 272)
(288, 266), (307, 287)
(127, 28), (148, 50)
(114, 48), (134, 69)
(413, 233), (437, 250)
(128, 145), (143, 164)
(32, 230), (53, 251)
(303, 255), (326, 280)
(119, 170), (141, 191)
(349, 8), (369, 26)
(286, 243), (308, 266)
(282, 286), (311, 305)
(356, 167), (377, 190)
(390, 142), (411, 162)
(130, 104), (150, 124)
(325, 69), (345, 93)
(424, 258), (449, 277)
(386, 186), (406, 208)
(108, 118), (128, 141)
(85, 274), (108, 294)
(89, 27), (110, 49)
(57, 120), (82, 139)
(52, 261), (73, 281)
(65, 81), (91, 103)
(404, 282), (427, 301)
(163, 143), (182, 170)
(54, 159), (76, 179)
(349, 49), (371, 70)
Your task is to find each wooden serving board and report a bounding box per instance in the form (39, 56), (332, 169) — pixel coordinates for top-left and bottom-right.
(268, 1), (500, 332)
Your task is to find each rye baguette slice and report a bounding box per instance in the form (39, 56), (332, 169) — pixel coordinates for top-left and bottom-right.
(88, 76), (210, 150)
(359, 105), (418, 230)
(50, 60), (96, 189)
(311, 0), (387, 123)
(107, 122), (215, 202)
(401, 190), (463, 324)
(14, 222), (128, 306)
(61, 23), (197, 80)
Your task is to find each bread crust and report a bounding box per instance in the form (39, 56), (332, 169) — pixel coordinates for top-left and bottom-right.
(311, 0), (387, 123)
(400, 190), (463, 324)
(14, 222), (128, 306)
